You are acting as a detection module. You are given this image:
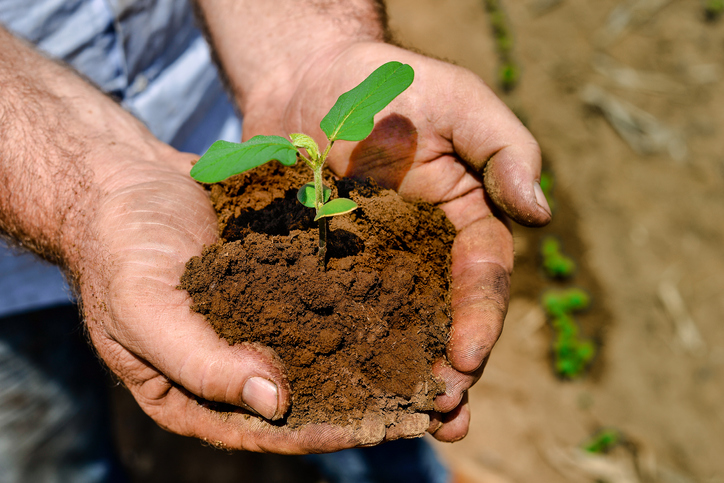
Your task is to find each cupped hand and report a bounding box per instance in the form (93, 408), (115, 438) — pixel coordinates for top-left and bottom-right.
(75, 139), (390, 453)
(242, 41), (552, 442)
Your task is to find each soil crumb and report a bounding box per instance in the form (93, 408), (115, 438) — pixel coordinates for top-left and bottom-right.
(180, 163), (456, 428)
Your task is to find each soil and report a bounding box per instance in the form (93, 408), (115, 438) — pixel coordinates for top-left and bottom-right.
(179, 162), (455, 428)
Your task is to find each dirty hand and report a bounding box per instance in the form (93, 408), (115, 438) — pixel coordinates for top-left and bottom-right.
(242, 42), (552, 442)
(0, 23), (383, 453)
(77, 134), (412, 453)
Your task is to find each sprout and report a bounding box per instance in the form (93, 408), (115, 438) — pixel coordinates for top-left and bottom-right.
(190, 62), (415, 267)
(541, 236), (576, 278)
(705, 0), (724, 21)
(542, 288), (595, 378)
(583, 428), (622, 454)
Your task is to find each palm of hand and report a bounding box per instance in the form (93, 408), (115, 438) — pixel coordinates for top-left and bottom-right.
(79, 154), (389, 452)
(242, 43), (548, 441)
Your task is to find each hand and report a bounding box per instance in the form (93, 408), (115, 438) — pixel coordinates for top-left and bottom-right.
(0, 21), (447, 453)
(242, 42), (552, 442)
(77, 140), (391, 453)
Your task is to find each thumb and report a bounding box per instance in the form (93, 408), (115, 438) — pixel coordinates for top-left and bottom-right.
(101, 272), (291, 421)
(86, 172), (291, 421)
(482, 139), (552, 227)
(446, 68), (552, 226)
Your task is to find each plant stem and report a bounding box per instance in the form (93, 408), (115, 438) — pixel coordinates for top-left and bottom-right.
(313, 165), (327, 269)
(318, 218), (328, 269)
(311, 141), (334, 269)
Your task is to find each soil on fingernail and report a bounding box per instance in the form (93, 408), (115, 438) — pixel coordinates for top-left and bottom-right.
(179, 162), (455, 429)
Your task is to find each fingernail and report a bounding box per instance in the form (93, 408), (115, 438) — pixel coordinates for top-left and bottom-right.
(242, 377), (279, 420)
(534, 182), (552, 216)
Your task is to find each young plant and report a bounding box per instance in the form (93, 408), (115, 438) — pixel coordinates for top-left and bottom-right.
(582, 428), (622, 454)
(542, 287), (590, 318)
(484, 0), (519, 91)
(190, 62), (415, 267)
(705, 0), (724, 21)
(542, 288), (595, 378)
(540, 236), (576, 279)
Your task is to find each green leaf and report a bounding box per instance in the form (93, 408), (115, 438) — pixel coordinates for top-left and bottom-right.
(190, 136), (297, 183)
(290, 133), (320, 161)
(583, 429), (621, 454)
(314, 198), (358, 221)
(297, 182), (331, 208)
(320, 61), (414, 142)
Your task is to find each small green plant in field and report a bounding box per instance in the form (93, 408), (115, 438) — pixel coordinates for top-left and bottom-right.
(541, 236), (576, 279)
(551, 314), (596, 378)
(542, 288), (590, 317)
(705, 0), (724, 20)
(582, 428), (622, 454)
(484, 0), (520, 91)
(190, 62), (414, 267)
(498, 61), (520, 92)
(542, 288), (595, 378)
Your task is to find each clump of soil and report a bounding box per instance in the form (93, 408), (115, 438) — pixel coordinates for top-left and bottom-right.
(180, 162), (456, 428)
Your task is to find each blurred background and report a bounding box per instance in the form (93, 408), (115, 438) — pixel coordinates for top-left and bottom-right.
(112, 1), (724, 481)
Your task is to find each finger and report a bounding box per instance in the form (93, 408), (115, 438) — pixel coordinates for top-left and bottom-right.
(93, 181), (292, 421)
(429, 393), (470, 443)
(160, 149), (200, 175)
(431, 359), (486, 413)
(104, 274), (292, 421)
(88, 319), (391, 453)
(129, 376), (386, 453)
(442, 67), (551, 226)
(444, 215), (513, 374)
(483, 141), (552, 227)
(428, 411), (444, 434)
(383, 413), (430, 441)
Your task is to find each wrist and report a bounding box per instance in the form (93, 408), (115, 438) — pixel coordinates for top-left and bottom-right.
(241, 40), (384, 130)
(194, 0), (388, 122)
(0, 27), (181, 275)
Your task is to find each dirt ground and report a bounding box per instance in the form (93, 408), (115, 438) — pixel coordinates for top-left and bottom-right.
(112, 1), (724, 482)
(383, 0), (724, 481)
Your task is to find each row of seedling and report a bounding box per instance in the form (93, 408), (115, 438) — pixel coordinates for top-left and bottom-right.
(538, 171), (596, 378)
(541, 286), (595, 378)
(540, 176), (632, 474)
(483, 0), (520, 91)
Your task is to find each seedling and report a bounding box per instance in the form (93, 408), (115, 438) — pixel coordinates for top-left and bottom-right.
(540, 236), (576, 278)
(582, 428), (622, 454)
(190, 62), (414, 267)
(499, 61), (520, 92)
(550, 313), (596, 378)
(542, 288), (595, 378)
(542, 287), (590, 317)
(705, 0), (724, 20)
(484, 0), (520, 91)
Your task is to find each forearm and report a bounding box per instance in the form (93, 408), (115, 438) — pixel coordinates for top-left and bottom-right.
(0, 27), (171, 271)
(194, 0), (389, 117)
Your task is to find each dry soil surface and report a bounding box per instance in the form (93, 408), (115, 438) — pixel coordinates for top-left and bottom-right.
(384, 0), (724, 482)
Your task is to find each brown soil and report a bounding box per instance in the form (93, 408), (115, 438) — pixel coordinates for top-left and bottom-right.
(179, 162), (455, 428)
